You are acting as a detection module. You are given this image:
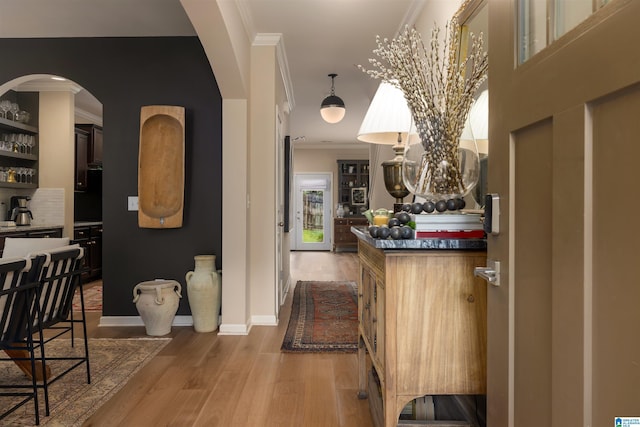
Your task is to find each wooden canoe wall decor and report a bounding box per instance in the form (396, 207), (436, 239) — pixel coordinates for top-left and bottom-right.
(138, 105), (185, 228)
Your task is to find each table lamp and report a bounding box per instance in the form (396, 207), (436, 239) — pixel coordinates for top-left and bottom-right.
(357, 81), (416, 211)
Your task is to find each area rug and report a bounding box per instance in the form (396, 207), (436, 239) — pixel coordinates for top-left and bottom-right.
(281, 280), (358, 353)
(72, 281), (102, 312)
(1, 337), (170, 426)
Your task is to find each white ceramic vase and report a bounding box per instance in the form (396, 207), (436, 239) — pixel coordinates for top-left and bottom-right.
(185, 255), (221, 332)
(132, 280), (182, 336)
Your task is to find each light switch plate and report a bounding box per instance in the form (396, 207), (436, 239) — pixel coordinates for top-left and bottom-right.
(128, 196), (139, 211)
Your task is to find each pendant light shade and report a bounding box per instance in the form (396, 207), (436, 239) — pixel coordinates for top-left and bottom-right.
(320, 73), (345, 124)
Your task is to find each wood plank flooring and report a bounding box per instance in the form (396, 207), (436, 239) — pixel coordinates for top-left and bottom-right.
(82, 251), (374, 427)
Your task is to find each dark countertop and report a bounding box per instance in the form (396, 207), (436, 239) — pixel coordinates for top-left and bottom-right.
(351, 226), (487, 250)
(74, 221), (103, 228)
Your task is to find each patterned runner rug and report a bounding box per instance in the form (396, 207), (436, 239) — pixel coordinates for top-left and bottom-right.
(281, 280), (358, 353)
(1, 338), (170, 426)
(72, 281), (102, 312)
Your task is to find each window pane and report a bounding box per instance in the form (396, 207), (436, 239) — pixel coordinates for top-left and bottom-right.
(554, 0), (593, 40)
(518, 0), (548, 64)
(302, 190), (324, 243)
(518, 0), (608, 65)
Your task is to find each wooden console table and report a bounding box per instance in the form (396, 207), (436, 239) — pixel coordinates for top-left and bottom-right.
(355, 236), (487, 427)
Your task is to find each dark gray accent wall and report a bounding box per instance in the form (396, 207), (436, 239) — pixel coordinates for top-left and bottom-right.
(0, 37), (222, 316)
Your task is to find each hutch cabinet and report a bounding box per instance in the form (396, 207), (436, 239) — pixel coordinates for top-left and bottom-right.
(337, 159), (369, 215)
(333, 217), (368, 252)
(356, 238), (487, 427)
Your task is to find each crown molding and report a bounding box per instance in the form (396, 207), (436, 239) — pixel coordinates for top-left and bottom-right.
(75, 107), (103, 126)
(16, 80), (82, 94)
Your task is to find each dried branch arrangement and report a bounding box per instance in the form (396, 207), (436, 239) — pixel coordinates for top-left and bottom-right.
(360, 20), (488, 197)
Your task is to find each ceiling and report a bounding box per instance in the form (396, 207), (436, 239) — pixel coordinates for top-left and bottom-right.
(0, 0), (424, 147)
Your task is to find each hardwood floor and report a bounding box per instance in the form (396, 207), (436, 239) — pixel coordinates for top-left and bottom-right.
(83, 251), (374, 427)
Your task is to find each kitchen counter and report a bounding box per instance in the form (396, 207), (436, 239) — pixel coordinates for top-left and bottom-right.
(351, 226), (487, 250)
(0, 224), (64, 234)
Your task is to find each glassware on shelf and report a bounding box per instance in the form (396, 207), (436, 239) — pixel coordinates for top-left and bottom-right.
(0, 100), (11, 119)
(25, 135), (35, 154)
(8, 103), (20, 121)
(16, 111), (30, 124)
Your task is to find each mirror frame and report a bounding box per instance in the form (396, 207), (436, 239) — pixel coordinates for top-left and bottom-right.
(455, 0), (488, 208)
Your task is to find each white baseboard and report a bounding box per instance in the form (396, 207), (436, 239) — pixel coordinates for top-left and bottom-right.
(99, 315), (193, 328)
(218, 323), (252, 335)
(251, 314), (278, 326)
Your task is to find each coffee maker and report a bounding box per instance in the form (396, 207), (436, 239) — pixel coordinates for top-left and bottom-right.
(9, 196), (33, 226)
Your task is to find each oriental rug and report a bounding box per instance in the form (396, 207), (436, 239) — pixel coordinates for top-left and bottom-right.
(281, 280), (358, 353)
(72, 281), (103, 312)
(1, 338), (170, 426)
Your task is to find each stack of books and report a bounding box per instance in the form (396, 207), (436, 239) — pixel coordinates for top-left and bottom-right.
(413, 213), (485, 239)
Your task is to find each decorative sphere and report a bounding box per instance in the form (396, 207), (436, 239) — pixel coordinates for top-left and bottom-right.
(369, 226), (379, 238)
(395, 212), (411, 224)
(400, 225), (413, 239)
(411, 203), (423, 214)
(377, 226), (391, 239)
(390, 227), (402, 240)
(423, 201), (435, 213)
(435, 200), (447, 212)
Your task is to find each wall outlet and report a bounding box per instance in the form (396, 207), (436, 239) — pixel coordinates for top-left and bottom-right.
(128, 196), (139, 211)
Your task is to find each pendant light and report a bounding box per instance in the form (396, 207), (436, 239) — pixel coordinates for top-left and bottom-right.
(320, 73), (346, 124)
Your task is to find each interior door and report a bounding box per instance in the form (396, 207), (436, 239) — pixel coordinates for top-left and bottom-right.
(488, 2), (640, 426)
(293, 173), (332, 251)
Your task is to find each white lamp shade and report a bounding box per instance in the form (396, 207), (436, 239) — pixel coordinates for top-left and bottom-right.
(357, 81), (416, 145)
(468, 89), (488, 155)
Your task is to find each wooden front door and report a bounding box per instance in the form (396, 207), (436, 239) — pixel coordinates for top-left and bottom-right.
(488, 1), (640, 426)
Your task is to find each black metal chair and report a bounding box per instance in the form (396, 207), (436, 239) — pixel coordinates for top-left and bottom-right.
(28, 245), (90, 417)
(0, 257), (44, 425)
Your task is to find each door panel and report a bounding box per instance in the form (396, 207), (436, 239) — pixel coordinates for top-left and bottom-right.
(513, 119), (553, 427)
(592, 85), (640, 421)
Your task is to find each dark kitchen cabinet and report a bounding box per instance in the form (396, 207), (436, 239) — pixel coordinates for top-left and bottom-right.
(75, 124), (103, 166)
(73, 223), (102, 281)
(75, 127), (89, 191)
(75, 124), (103, 192)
